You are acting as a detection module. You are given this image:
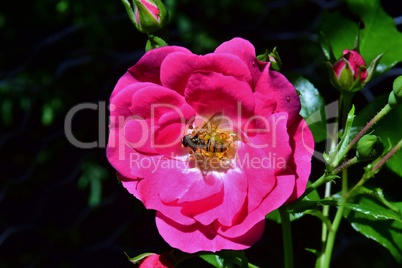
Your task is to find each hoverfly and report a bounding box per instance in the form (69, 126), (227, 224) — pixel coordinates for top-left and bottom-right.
(181, 112), (227, 153)
(181, 112), (236, 176)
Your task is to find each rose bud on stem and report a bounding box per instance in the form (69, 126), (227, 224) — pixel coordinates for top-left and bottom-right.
(326, 49), (382, 126)
(388, 75), (402, 108)
(122, 0), (168, 34)
(356, 134), (384, 161)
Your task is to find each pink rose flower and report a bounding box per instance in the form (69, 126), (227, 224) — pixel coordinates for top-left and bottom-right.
(107, 38), (314, 253)
(139, 254), (174, 268)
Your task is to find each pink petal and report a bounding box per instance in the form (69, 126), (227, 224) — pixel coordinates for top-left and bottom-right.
(128, 46), (192, 85)
(123, 172), (196, 226)
(285, 116), (314, 202)
(159, 171), (223, 204)
(160, 52), (253, 95)
(184, 71), (254, 121)
(254, 65), (301, 126)
(214, 37), (268, 87)
(107, 128), (143, 179)
(155, 212), (265, 253)
(110, 71), (139, 101)
(239, 112), (292, 212)
(127, 84), (195, 157)
(192, 170), (247, 226)
(218, 174), (295, 238)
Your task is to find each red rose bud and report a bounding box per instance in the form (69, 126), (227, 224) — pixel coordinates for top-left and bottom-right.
(123, 0), (168, 34)
(329, 50), (368, 92)
(139, 254), (174, 268)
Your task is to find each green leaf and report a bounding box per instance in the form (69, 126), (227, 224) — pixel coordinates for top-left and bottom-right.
(344, 203), (402, 222)
(344, 193), (402, 263)
(287, 199), (338, 214)
(328, 105), (355, 167)
(266, 209), (304, 224)
(199, 253), (224, 268)
(355, 94), (402, 177)
(267, 181), (329, 223)
(293, 77), (327, 143)
(320, 0), (402, 72)
(198, 251), (251, 268)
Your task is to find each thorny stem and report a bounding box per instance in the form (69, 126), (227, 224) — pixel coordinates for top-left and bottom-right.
(333, 157), (358, 175)
(349, 138), (402, 194)
(347, 103), (392, 152)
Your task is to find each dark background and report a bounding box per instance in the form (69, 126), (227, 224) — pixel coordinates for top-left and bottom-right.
(1, 0), (402, 267)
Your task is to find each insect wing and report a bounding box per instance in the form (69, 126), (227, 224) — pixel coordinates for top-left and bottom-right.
(200, 112), (224, 132)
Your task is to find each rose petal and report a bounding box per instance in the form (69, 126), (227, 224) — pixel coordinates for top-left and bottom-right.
(285, 116), (314, 202)
(160, 52), (253, 95)
(214, 37), (268, 87)
(155, 212), (265, 253)
(239, 112), (292, 212)
(218, 174), (295, 238)
(128, 46), (192, 85)
(192, 170), (247, 226)
(255, 65), (301, 126)
(184, 71), (254, 121)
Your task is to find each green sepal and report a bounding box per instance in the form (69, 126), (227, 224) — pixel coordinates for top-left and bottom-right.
(364, 52), (384, 85)
(146, 34), (168, 51)
(124, 252), (156, 264)
(257, 47), (282, 71)
(337, 59), (355, 91)
(319, 31), (336, 62)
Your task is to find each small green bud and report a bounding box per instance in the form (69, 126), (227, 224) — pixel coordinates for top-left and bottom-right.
(257, 47), (282, 72)
(388, 76), (402, 108)
(356, 134), (384, 161)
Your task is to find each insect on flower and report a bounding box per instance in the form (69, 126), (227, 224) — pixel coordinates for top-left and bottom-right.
(181, 112), (238, 176)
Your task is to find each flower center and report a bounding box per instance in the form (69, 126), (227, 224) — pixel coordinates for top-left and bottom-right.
(182, 114), (238, 173)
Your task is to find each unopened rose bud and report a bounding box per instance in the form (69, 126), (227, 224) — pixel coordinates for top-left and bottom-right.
(257, 47), (282, 72)
(356, 134), (384, 161)
(139, 254), (174, 268)
(328, 50), (367, 92)
(123, 0), (168, 34)
(388, 75), (402, 108)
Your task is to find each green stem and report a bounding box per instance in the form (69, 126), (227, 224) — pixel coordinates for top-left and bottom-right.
(333, 157), (358, 175)
(322, 203), (345, 268)
(322, 168), (348, 268)
(349, 138), (402, 194)
(279, 208), (293, 268)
